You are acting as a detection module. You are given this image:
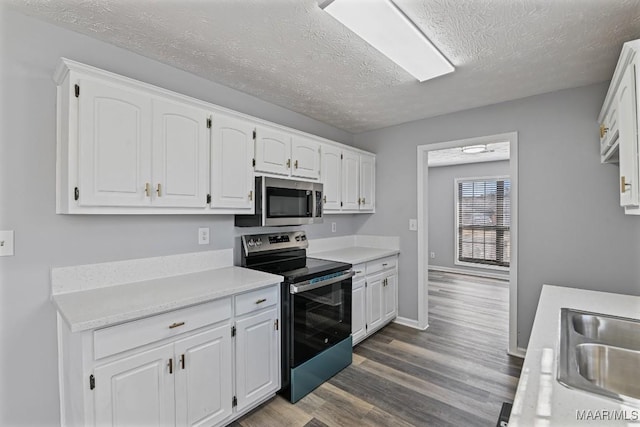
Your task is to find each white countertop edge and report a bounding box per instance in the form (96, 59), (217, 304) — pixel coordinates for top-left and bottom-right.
(509, 284), (640, 426)
(311, 247), (400, 265)
(53, 267), (283, 333)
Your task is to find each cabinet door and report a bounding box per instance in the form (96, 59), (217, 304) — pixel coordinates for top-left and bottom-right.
(94, 344), (175, 427)
(77, 78), (152, 207)
(352, 277), (366, 344)
(366, 273), (384, 332)
(382, 272), (397, 322)
(617, 63), (639, 207)
(234, 308), (279, 413)
(152, 99), (209, 207)
(210, 113), (255, 210)
(254, 127), (292, 176)
(174, 325), (233, 427)
(291, 136), (321, 179)
(342, 150), (360, 211)
(321, 145), (342, 211)
(359, 153), (375, 211)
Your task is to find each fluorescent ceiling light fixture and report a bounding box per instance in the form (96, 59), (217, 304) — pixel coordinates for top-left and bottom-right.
(461, 144), (488, 154)
(319, 0), (454, 82)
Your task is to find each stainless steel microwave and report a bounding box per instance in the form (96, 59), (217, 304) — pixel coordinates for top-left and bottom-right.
(235, 177), (323, 227)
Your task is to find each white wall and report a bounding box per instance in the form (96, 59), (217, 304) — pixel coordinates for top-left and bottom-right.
(0, 8), (363, 425)
(428, 160), (510, 276)
(353, 82), (640, 349)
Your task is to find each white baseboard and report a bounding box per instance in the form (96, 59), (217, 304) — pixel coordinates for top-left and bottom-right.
(429, 265), (509, 281)
(394, 316), (429, 331)
(508, 347), (527, 359)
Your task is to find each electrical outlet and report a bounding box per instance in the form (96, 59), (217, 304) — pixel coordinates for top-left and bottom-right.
(0, 230), (14, 256)
(430, 251), (436, 259)
(198, 227), (210, 245)
(409, 219), (418, 231)
(331, 222), (336, 233)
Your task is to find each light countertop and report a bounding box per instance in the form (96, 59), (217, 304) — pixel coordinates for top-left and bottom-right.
(311, 246), (400, 265)
(53, 266), (283, 332)
(510, 285), (640, 426)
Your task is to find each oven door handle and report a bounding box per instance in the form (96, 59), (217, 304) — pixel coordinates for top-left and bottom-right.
(290, 270), (354, 294)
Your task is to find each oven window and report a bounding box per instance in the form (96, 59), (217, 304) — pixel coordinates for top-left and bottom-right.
(291, 280), (352, 367)
(266, 187), (312, 218)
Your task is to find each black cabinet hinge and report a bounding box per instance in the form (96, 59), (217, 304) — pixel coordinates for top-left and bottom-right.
(75, 84), (80, 98)
(253, 129), (256, 140)
(89, 374), (95, 390)
(252, 158), (256, 167)
(207, 118), (212, 128)
(74, 187), (79, 201)
(231, 325), (236, 337)
(232, 396), (237, 407)
(206, 194), (211, 204)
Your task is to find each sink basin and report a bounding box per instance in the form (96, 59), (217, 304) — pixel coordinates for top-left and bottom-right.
(576, 343), (640, 401)
(572, 312), (640, 350)
(558, 308), (640, 406)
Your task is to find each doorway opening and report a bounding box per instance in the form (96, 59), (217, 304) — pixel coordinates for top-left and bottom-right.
(417, 132), (523, 357)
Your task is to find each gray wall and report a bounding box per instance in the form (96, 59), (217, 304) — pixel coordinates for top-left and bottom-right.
(428, 160), (510, 277)
(353, 82), (640, 349)
(0, 8), (360, 426)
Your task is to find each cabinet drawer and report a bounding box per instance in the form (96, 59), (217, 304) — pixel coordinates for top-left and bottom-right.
(353, 263), (366, 279)
(366, 256), (397, 276)
(235, 285), (279, 317)
(94, 298), (231, 360)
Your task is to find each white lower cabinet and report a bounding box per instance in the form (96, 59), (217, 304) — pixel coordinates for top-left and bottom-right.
(57, 285), (280, 427)
(94, 344), (176, 426)
(352, 255), (398, 346)
(351, 272), (366, 344)
(234, 307), (280, 413)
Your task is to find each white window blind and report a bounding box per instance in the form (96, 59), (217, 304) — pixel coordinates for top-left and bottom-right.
(456, 177), (510, 268)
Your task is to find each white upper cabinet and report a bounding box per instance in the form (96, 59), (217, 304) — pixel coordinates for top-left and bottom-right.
(254, 127), (322, 180)
(617, 62), (639, 208)
(341, 150), (361, 211)
(152, 98), (209, 208)
(210, 113), (255, 211)
(55, 58), (373, 214)
(599, 40), (640, 215)
(321, 145), (376, 214)
(321, 145), (342, 210)
(254, 126), (292, 176)
(77, 78), (153, 207)
(359, 153), (375, 212)
(291, 136), (321, 179)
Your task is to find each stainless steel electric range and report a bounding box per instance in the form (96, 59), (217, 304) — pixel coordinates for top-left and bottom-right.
(240, 231), (353, 403)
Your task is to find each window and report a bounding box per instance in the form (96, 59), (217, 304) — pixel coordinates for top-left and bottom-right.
(456, 177), (510, 268)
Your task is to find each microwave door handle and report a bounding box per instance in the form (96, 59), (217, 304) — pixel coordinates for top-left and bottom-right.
(308, 191), (313, 218)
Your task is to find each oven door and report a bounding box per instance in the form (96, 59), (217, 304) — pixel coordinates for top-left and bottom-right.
(289, 274), (352, 367)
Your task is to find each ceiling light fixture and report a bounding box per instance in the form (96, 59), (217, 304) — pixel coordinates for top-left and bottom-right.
(461, 144), (488, 154)
(319, 0), (454, 82)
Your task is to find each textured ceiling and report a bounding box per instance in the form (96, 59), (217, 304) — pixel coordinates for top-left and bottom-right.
(7, 0), (640, 133)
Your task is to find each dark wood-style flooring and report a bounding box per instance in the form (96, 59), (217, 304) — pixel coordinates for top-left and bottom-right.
(232, 271), (523, 427)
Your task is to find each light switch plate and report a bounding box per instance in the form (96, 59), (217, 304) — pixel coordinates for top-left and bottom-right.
(331, 222), (336, 233)
(0, 230), (14, 256)
(198, 227), (210, 245)
(409, 219), (418, 231)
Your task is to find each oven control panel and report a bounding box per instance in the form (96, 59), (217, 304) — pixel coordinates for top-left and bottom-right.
(242, 231), (308, 255)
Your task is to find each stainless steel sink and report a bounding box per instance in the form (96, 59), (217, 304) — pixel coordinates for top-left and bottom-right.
(572, 312), (640, 350)
(558, 308), (640, 406)
(576, 343), (640, 400)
